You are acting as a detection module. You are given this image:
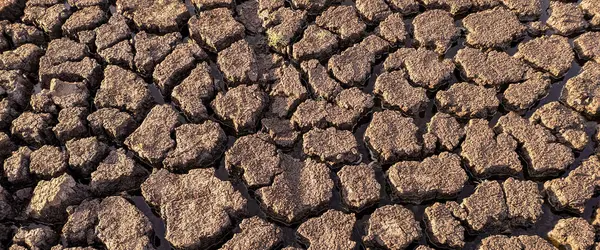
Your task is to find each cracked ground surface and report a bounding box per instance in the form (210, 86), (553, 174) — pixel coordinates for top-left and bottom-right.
(1, 0), (600, 249)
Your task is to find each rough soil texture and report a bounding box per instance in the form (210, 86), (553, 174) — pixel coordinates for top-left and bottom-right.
(1, 1), (598, 250)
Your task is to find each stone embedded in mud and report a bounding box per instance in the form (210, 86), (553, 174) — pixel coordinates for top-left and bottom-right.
(463, 7), (526, 49)
(26, 174), (88, 223)
(297, 210), (357, 249)
(364, 110), (422, 164)
(66, 137), (110, 176)
(30, 145), (68, 180)
(363, 204), (422, 249)
(90, 149), (148, 196)
(211, 84), (268, 134)
(413, 10), (459, 54)
(461, 181), (508, 232)
(124, 104), (180, 165)
(221, 217), (284, 250)
(455, 47), (530, 87)
(255, 155), (333, 224)
(189, 8), (244, 52)
(561, 61), (600, 117)
(516, 35), (574, 78)
(461, 119), (522, 178)
(574, 32), (600, 64)
(302, 127), (361, 165)
(384, 47), (455, 90)
(87, 108), (137, 142)
(171, 62), (215, 123)
(96, 196), (154, 250)
(94, 65), (155, 119)
(424, 202), (465, 249)
(548, 217), (595, 250)
(315, 5), (366, 44)
(164, 121), (227, 172)
(374, 70), (429, 115)
(502, 73), (551, 112)
(435, 82), (499, 119)
(388, 152), (468, 203)
(141, 168), (247, 249)
(338, 163), (381, 210)
(547, 1), (588, 36)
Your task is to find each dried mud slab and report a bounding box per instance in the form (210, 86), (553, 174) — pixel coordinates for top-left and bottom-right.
(211, 84), (267, 134)
(189, 8), (244, 53)
(561, 61), (600, 117)
(384, 47), (455, 90)
(435, 82), (499, 118)
(117, 0), (189, 34)
(460, 181), (508, 232)
(455, 47), (530, 87)
(374, 69), (429, 115)
(424, 202), (465, 249)
(292, 24), (339, 61)
(463, 7), (526, 49)
(364, 110), (423, 164)
(496, 112), (574, 177)
(29, 145), (67, 179)
(502, 73), (551, 112)
(65, 137), (109, 176)
(388, 153), (468, 203)
(328, 35), (389, 86)
(297, 210), (356, 249)
(547, 1), (588, 36)
(0, 44), (44, 73)
(547, 217), (595, 250)
(355, 0), (391, 23)
(503, 178), (543, 226)
(363, 205), (422, 249)
(94, 65), (154, 120)
(12, 224), (58, 250)
(54, 108), (88, 143)
(315, 6), (366, 44)
(96, 196), (154, 250)
(377, 13), (407, 45)
(425, 113), (465, 151)
(163, 121), (227, 171)
(263, 7), (307, 55)
(268, 65), (308, 117)
(544, 154), (600, 214)
(221, 217), (283, 250)
(479, 235), (556, 250)
(300, 59), (342, 100)
(574, 32), (600, 64)
(124, 104), (180, 165)
(26, 174), (88, 223)
(261, 117), (299, 148)
(141, 168), (247, 249)
(413, 10), (459, 54)
(90, 149), (148, 196)
(87, 108), (137, 142)
(303, 127), (360, 165)
(255, 155), (333, 224)
(530, 101), (589, 150)
(499, 0), (542, 21)
(338, 163), (381, 211)
(153, 41), (207, 96)
(581, 0), (600, 28)
(3, 146), (32, 185)
(461, 119), (521, 178)
(225, 133), (282, 188)
(11, 112), (54, 147)
(516, 35), (574, 78)
(217, 39), (259, 85)
(171, 62), (214, 123)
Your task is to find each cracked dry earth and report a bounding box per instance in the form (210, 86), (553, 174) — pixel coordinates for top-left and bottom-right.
(2, 0), (600, 250)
